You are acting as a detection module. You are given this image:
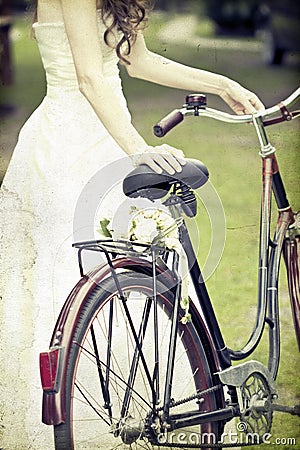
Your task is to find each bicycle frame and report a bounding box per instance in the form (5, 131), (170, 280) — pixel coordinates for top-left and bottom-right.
(142, 111), (299, 430)
(228, 117), (297, 380)
(169, 116), (297, 382)
(152, 90), (300, 382)
(40, 89), (300, 433)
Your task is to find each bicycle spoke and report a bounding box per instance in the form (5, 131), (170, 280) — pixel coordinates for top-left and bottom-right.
(75, 342), (152, 411)
(121, 296), (153, 419)
(54, 273), (222, 449)
(74, 381), (111, 425)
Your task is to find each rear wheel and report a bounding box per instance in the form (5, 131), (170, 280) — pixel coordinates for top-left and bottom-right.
(54, 271), (224, 449)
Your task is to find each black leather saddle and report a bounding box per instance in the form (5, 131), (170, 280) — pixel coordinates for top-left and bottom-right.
(123, 158), (209, 200)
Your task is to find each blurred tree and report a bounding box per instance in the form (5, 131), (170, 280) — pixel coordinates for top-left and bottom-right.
(154, 0), (206, 15)
(154, 0), (182, 11)
(10, 0), (30, 12)
(204, 0), (269, 34)
(0, 0), (13, 86)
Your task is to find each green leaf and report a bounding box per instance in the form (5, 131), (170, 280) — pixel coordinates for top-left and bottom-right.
(99, 218), (113, 238)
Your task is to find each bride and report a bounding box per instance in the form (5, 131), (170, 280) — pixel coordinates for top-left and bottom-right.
(0, 0), (264, 448)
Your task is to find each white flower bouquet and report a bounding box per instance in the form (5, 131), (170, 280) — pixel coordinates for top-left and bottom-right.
(98, 206), (191, 323)
(128, 206), (179, 249)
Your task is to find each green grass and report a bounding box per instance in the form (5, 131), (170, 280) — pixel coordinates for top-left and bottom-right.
(0, 15), (45, 109)
(2, 12), (300, 450)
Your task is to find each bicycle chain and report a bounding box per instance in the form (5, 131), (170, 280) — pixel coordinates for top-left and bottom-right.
(145, 384), (260, 448)
(154, 384), (223, 412)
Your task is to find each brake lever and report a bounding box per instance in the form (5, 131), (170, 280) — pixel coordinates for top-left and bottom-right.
(263, 103), (300, 126)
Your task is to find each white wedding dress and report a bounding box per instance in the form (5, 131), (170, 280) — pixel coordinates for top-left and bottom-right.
(0, 15), (133, 449)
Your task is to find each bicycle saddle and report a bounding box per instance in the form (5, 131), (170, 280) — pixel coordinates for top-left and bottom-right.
(123, 158), (209, 200)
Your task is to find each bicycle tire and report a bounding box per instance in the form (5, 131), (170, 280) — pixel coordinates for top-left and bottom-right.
(54, 271), (224, 449)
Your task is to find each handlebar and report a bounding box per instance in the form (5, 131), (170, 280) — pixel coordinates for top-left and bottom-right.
(153, 88), (300, 137)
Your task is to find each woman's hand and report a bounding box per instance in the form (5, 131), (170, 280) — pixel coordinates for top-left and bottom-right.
(220, 80), (265, 115)
(131, 144), (186, 174)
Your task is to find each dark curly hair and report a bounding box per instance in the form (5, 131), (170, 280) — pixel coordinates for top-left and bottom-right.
(101, 0), (153, 63)
(31, 1), (153, 64)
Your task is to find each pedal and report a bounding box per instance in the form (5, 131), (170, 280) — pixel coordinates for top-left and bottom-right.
(271, 404), (300, 416)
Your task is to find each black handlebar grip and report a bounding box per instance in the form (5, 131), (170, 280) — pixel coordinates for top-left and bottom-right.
(153, 109), (184, 137)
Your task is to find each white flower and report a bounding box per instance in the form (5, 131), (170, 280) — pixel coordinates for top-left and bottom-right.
(131, 216), (159, 243)
(129, 207), (180, 249)
(181, 312), (192, 325)
(165, 236), (179, 250)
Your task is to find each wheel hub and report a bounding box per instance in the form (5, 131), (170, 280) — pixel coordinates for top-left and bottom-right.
(119, 416), (144, 444)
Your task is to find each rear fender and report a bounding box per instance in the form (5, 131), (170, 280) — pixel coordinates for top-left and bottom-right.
(41, 256), (173, 425)
(40, 256), (216, 425)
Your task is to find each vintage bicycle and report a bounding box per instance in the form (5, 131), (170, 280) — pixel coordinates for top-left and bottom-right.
(40, 88), (300, 449)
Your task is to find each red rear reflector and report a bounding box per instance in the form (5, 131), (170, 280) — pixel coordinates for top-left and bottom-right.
(40, 347), (63, 392)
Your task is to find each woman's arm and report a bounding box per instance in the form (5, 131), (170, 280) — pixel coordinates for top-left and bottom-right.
(61, 0), (147, 155)
(60, 0), (183, 173)
(126, 33), (264, 115)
